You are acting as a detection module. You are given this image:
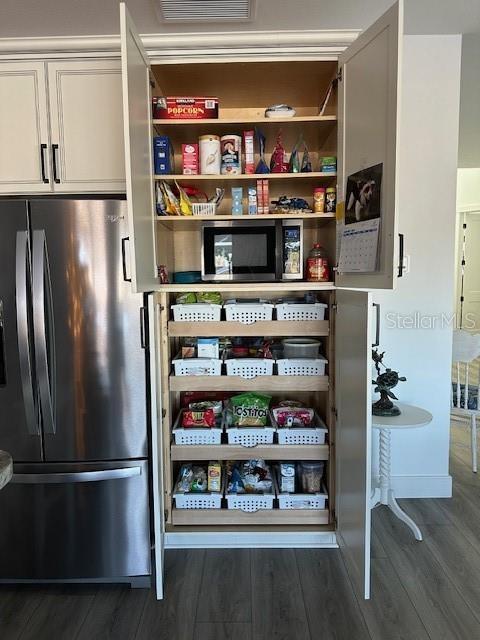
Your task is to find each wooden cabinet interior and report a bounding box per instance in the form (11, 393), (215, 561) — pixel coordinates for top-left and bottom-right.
(151, 58), (339, 533)
(157, 289), (336, 533)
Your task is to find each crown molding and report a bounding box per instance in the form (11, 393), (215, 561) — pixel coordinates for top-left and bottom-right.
(0, 29), (359, 60)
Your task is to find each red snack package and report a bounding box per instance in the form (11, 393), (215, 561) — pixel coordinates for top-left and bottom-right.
(182, 409), (216, 428)
(272, 406), (314, 427)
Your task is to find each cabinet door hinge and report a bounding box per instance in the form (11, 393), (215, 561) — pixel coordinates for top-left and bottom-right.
(162, 408), (166, 419)
(463, 223), (467, 229)
(331, 303), (338, 312)
(460, 296), (465, 302)
(332, 407), (338, 419)
(337, 67), (343, 82)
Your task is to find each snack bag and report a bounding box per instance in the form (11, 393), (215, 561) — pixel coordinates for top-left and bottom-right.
(182, 408), (216, 428)
(230, 393), (271, 426)
(195, 291), (223, 305)
(207, 461), (222, 492)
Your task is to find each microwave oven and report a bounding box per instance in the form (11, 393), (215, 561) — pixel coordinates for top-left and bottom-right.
(201, 219), (303, 282)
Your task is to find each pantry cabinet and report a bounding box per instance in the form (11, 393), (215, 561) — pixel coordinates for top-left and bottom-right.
(120, 0), (402, 603)
(0, 59), (125, 194)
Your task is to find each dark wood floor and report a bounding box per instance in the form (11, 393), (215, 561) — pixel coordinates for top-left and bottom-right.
(1, 424), (480, 640)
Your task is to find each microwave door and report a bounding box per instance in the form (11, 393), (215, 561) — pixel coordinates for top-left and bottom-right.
(202, 222), (277, 282)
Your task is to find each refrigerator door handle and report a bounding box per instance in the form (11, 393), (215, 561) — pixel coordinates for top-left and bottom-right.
(11, 466), (142, 484)
(15, 231), (39, 436)
(32, 229), (56, 435)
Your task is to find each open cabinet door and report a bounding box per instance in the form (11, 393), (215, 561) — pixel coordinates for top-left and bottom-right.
(120, 3), (159, 293)
(335, 289), (372, 599)
(148, 294), (165, 599)
(336, 1), (403, 290)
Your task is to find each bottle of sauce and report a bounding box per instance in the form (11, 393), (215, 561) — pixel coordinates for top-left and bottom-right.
(306, 243), (330, 282)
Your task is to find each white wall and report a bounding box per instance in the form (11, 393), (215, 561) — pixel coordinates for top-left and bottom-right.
(372, 35), (462, 498)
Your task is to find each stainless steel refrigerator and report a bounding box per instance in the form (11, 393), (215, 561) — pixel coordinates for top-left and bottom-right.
(0, 199), (151, 583)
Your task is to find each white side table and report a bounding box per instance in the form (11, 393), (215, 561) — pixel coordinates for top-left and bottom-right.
(371, 403), (432, 541)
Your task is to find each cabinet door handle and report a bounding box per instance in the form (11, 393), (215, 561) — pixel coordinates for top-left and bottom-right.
(372, 303), (381, 347)
(51, 144), (60, 183)
(40, 144), (49, 183)
(121, 237), (132, 283)
(398, 233), (405, 277)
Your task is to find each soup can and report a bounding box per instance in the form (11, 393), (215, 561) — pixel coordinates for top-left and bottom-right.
(220, 134), (242, 175)
(199, 134), (221, 175)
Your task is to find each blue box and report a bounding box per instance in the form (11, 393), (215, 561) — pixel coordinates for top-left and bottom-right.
(153, 136), (174, 174)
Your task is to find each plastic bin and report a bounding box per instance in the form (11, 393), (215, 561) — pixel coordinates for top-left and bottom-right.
(171, 304), (221, 322)
(224, 303), (274, 324)
(172, 410), (223, 445)
(276, 302), (327, 321)
(276, 357), (327, 376)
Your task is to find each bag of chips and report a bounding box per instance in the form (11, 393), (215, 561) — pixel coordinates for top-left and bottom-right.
(230, 393), (271, 426)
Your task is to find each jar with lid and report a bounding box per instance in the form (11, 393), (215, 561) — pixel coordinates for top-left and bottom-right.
(299, 461), (324, 493)
(306, 243), (330, 282)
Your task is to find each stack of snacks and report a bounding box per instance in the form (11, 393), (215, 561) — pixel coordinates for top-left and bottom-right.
(227, 459), (273, 494)
(272, 401), (328, 445)
(275, 461), (328, 510)
(174, 462), (223, 509)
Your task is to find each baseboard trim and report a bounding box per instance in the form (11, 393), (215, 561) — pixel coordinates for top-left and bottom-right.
(165, 531), (338, 549)
(388, 474), (453, 498)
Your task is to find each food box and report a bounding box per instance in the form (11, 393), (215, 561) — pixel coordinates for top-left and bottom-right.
(153, 136), (174, 174)
(153, 96), (219, 120)
(182, 143), (199, 174)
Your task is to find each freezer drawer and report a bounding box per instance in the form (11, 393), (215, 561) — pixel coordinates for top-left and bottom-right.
(0, 460), (150, 580)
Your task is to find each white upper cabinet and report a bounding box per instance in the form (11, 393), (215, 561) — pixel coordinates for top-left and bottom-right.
(0, 62), (51, 194)
(336, 1), (403, 290)
(47, 60), (125, 192)
(0, 59), (125, 195)
(120, 2), (159, 292)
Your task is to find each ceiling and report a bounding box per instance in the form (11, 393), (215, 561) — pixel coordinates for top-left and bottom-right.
(1, 0), (480, 39)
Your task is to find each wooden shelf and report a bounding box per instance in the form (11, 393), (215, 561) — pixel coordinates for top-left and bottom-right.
(171, 443), (329, 461)
(169, 375), (329, 392)
(155, 282), (335, 293)
(153, 115), (337, 126)
(157, 213), (335, 222)
(172, 508), (330, 526)
(154, 172), (336, 181)
(168, 319), (329, 337)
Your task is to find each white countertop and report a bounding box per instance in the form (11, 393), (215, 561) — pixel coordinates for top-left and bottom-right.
(0, 451), (13, 490)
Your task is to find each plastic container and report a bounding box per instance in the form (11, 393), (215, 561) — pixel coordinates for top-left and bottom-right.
(276, 357), (327, 376)
(225, 357), (274, 379)
(306, 244), (329, 282)
(274, 410), (328, 445)
(192, 202), (217, 216)
(299, 461), (325, 494)
(172, 356), (222, 376)
(172, 410), (222, 445)
(199, 134), (221, 174)
(276, 302), (327, 321)
(282, 338), (321, 359)
(224, 303), (274, 324)
(172, 271), (202, 284)
(171, 304), (221, 322)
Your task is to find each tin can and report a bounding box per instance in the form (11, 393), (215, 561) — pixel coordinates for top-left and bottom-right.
(220, 134), (242, 175)
(199, 135), (221, 175)
(313, 187), (325, 213)
(325, 187), (336, 213)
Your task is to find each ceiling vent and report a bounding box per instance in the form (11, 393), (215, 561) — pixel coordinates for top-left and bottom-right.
(158, 0), (255, 23)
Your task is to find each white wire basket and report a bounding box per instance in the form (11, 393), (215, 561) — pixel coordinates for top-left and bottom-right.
(276, 357), (327, 376)
(174, 467), (224, 509)
(224, 411), (275, 446)
(172, 356), (222, 376)
(276, 302), (327, 321)
(171, 303), (222, 322)
(277, 489), (328, 510)
(172, 410), (223, 445)
(226, 492), (275, 511)
(174, 490), (223, 509)
(274, 410), (328, 445)
(192, 202), (217, 216)
(224, 303), (274, 324)
(225, 357), (274, 378)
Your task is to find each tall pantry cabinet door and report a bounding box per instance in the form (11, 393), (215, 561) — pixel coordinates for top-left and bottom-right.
(0, 62), (51, 194)
(148, 294), (165, 599)
(336, 1), (403, 290)
(46, 60), (126, 192)
(120, 2), (159, 293)
(335, 289), (373, 599)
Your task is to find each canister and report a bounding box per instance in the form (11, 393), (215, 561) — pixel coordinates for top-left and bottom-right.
(199, 134), (221, 175)
(220, 134), (242, 175)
